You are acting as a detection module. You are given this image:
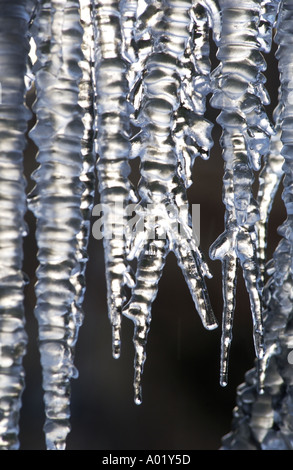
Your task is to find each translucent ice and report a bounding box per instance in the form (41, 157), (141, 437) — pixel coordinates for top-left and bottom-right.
(209, 0), (278, 387)
(222, 0), (293, 450)
(91, 0), (136, 359)
(0, 1), (32, 450)
(123, 0), (218, 404)
(0, 0), (292, 452)
(256, 109), (284, 282)
(28, 0), (85, 450)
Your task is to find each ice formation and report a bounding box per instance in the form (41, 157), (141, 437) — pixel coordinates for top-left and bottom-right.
(222, 0), (293, 449)
(122, 0), (218, 405)
(209, 0), (279, 387)
(0, 0), (31, 450)
(91, 0), (136, 360)
(0, 0), (292, 451)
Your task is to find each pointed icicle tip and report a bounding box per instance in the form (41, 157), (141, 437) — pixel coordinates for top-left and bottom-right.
(134, 390), (142, 406)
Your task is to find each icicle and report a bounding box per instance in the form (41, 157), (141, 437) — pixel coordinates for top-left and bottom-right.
(73, 0), (96, 346)
(173, 2), (214, 186)
(123, 0), (218, 405)
(91, 0), (136, 359)
(125, 239), (169, 405)
(255, 1), (283, 282)
(199, 0), (221, 43)
(257, 0), (281, 53)
(275, 2), (293, 277)
(28, 0), (85, 450)
(120, 0), (139, 64)
(256, 104), (284, 282)
(209, 0), (279, 387)
(0, 1), (31, 450)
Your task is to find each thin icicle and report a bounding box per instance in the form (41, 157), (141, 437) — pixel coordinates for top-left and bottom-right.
(91, 0), (136, 359)
(256, 105), (284, 282)
(209, 0), (279, 387)
(120, 0), (139, 64)
(123, 0), (218, 404)
(173, 2), (214, 185)
(125, 238), (169, 404)
(255, 0), (283, 282)
(199, 0), (221, 43)
(0, 1), (32, 450)
(274, 0), (293, 284)
(257, 0), (281, 53)
(28, 0), (85, 450)
(72, 0), (96, 344)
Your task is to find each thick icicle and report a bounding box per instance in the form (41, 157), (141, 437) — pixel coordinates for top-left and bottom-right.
(209, 0), (278, 387)
(91, 0), (136, 359)
(0, 1), (32, 450)
(28, 0), (85, 450)
(222, 1), (293, 449)
(123, 0), (218, 404)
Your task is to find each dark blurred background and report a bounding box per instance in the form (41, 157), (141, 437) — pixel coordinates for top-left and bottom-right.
(18, 42), (285, 450)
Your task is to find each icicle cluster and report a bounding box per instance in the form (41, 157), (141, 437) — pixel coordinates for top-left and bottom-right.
(122, 0), (219, 405)
(0, 0), (293, 451)
(90, 0), (220, 406)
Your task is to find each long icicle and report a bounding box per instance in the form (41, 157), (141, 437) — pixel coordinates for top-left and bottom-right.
(91, 0), (136, 359)
(0, 0), (32, 450)
(123, 0), (218, 405)
(72, 0), (96, 349)
(28, 0), (85, 449)
(209, 0), (277, 387)
(255, 0), (283, 283)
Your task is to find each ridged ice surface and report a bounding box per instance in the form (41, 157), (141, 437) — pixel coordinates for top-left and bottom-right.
(91, 0), (136, 359)
(256, 108), (284, 282)
(28, 0), (85, 450)
(1, 0), (293, 451)
(0, 1), (31, 450)
(122, 0), (218, 404)
(222, 0), (293, 450)
(76, 0), (95, 349)
(209, 0), (279, 387)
